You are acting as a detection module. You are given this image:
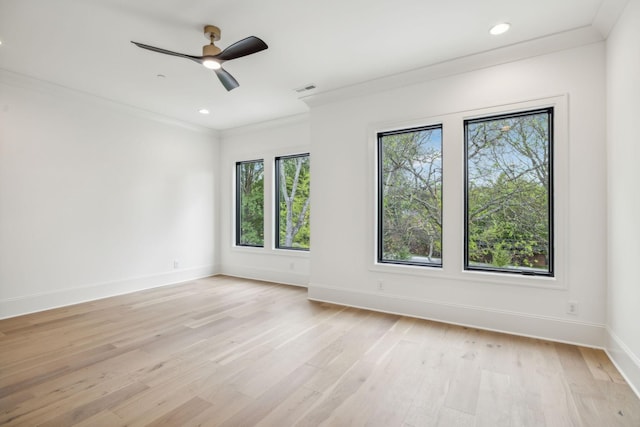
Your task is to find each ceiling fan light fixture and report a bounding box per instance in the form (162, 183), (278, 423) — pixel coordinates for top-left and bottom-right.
(131, 24), (268, 91)
(489, 22), (510, 35)
(202, 58), (221, 70)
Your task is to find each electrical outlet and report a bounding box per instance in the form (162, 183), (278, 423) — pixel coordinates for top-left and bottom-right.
(567, 301), (579, 315)
(289, 262), (295, 270)
(377, 280), (384, 291)
(173, 260), (180, 269)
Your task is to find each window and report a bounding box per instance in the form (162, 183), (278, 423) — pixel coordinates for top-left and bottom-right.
(275, 154), (310, 250)
(236, 159), (264, 247)
(378, 125), (443, 266)
(464, 108), (553, 276)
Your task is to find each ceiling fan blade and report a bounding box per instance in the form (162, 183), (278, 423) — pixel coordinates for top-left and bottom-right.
(216, 36), (268, 61)
(131, 41), (202, 64)
(214, 68), (239, 91)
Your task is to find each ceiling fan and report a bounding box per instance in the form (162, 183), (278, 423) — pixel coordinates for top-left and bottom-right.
(131, 25), (268, 91)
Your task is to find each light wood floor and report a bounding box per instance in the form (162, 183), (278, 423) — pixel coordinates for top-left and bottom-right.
(1, 276), (639, 426)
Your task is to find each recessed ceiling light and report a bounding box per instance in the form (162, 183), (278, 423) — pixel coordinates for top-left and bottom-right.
(489, 22), (510, 35)
(198, 109), (210, 115)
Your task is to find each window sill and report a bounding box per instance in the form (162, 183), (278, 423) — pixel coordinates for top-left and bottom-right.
(369, 262), (564, 290)
(231, 245), (310, 258)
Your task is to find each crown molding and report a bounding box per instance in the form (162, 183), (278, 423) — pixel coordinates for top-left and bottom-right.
(220, 112), (310, 138)
(592, 0), (630, 37)
(301, 26), (603, 108)
(0, 68), (220, 137)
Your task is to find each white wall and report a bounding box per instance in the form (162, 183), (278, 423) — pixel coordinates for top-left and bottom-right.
(219, 115), (311, 286)
(606, 0), (640, 394)
(307, 42), (608, 346)
(0, 72), (220, 318)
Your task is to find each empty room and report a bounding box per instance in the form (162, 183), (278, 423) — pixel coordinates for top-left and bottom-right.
(1, 0), (639, 425)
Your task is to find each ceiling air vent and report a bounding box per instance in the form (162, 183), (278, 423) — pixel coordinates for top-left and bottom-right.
(294, 84), (317, 93)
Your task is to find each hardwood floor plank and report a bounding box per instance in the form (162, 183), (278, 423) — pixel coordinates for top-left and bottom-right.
(0, 275), (638, 426)
(435, 406), (475, 427)
(358, 340), (425, 426)
(111, 360), (218, 423)
(187, 385), (253, 427)
(402, 347), (455, 426)
(442, 342), (483, 414)
(295, 360), (375, 426)
(68, 409), (126, 427)
(255, 386), (322, 427)
(142, 396), (212, 427)
(539, 369), (583, 426)
(0, 349), (158, 425)
(0, 390), (34, 418)
(474, 369), (512, 427)
(579, 346), (627, 384)
(37, 381), (149, 427)
(218, 363), (319, 427)
(2, 377), (148, 426)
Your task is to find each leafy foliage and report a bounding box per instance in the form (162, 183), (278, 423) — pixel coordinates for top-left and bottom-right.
(379, 110), (551, 273)
(238, 160), (264, 246)
(380, 127), (442, 264)
(466, 110), (551, 271)
(278, 155), (310, 249)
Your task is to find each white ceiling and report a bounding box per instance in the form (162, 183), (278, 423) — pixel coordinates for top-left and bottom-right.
(0, 0), (625, 130)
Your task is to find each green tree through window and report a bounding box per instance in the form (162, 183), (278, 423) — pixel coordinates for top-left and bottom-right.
(276, 154), (310, 250)
(465, 108), (553, 275)
(378, 125), (443, 266)
(236, 160), (264, 247)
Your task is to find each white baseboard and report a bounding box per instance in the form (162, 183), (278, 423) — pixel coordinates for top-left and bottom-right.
(308, 283), (606, 348)
(221, 264), (309, 288)
(606, 328), (640, 399)
(0, 264), (220, 319)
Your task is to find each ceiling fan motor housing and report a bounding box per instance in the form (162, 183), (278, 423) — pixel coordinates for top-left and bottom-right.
(203, 25), (222, 56)
(203, 43), (221, 56)
(204, 25), (221, 41)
